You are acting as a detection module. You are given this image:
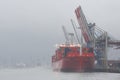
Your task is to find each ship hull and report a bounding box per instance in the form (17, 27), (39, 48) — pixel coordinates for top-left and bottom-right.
(52, 56), (95, 72)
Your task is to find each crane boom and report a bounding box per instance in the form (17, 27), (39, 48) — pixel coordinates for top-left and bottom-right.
(75, 6), (93, 43)
(62, 26), (69, 43)
(71, 19), (80, 44)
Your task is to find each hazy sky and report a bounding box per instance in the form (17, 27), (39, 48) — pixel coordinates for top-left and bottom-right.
(0, 0), (120, 65)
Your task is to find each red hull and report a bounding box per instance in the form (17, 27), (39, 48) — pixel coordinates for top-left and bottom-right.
(52, 44), (95, 72)
(52, 56), (95, 72)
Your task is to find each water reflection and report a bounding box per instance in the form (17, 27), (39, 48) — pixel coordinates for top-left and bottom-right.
(53, 71), (120, 80)
(0, 67), (119, 80)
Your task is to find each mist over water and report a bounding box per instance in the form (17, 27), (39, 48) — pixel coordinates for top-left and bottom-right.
(0, 67), (120, 80)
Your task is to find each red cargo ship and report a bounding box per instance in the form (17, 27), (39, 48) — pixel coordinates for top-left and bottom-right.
(52, 43), (95, 72)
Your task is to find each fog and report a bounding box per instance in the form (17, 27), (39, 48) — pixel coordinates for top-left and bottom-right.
(0, 67), (120, 80)
(0, 0), (120, 67)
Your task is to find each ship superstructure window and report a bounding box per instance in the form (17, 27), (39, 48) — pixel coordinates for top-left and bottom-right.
(82, 48), (93, 53)
(63, 47), (71, 56)
(88, 48), (93, 53)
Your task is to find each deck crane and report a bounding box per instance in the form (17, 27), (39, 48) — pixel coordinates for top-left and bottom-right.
(62, 26), (76, 44)
(75, 6), (94, 48)
(75, 6), (108, 69)
(71, 19), (81, 44)
(62, 26), (69, 44)
(75, 5), (120, 69)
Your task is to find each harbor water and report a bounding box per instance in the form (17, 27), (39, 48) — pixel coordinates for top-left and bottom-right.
(0, 67), (119, 80)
